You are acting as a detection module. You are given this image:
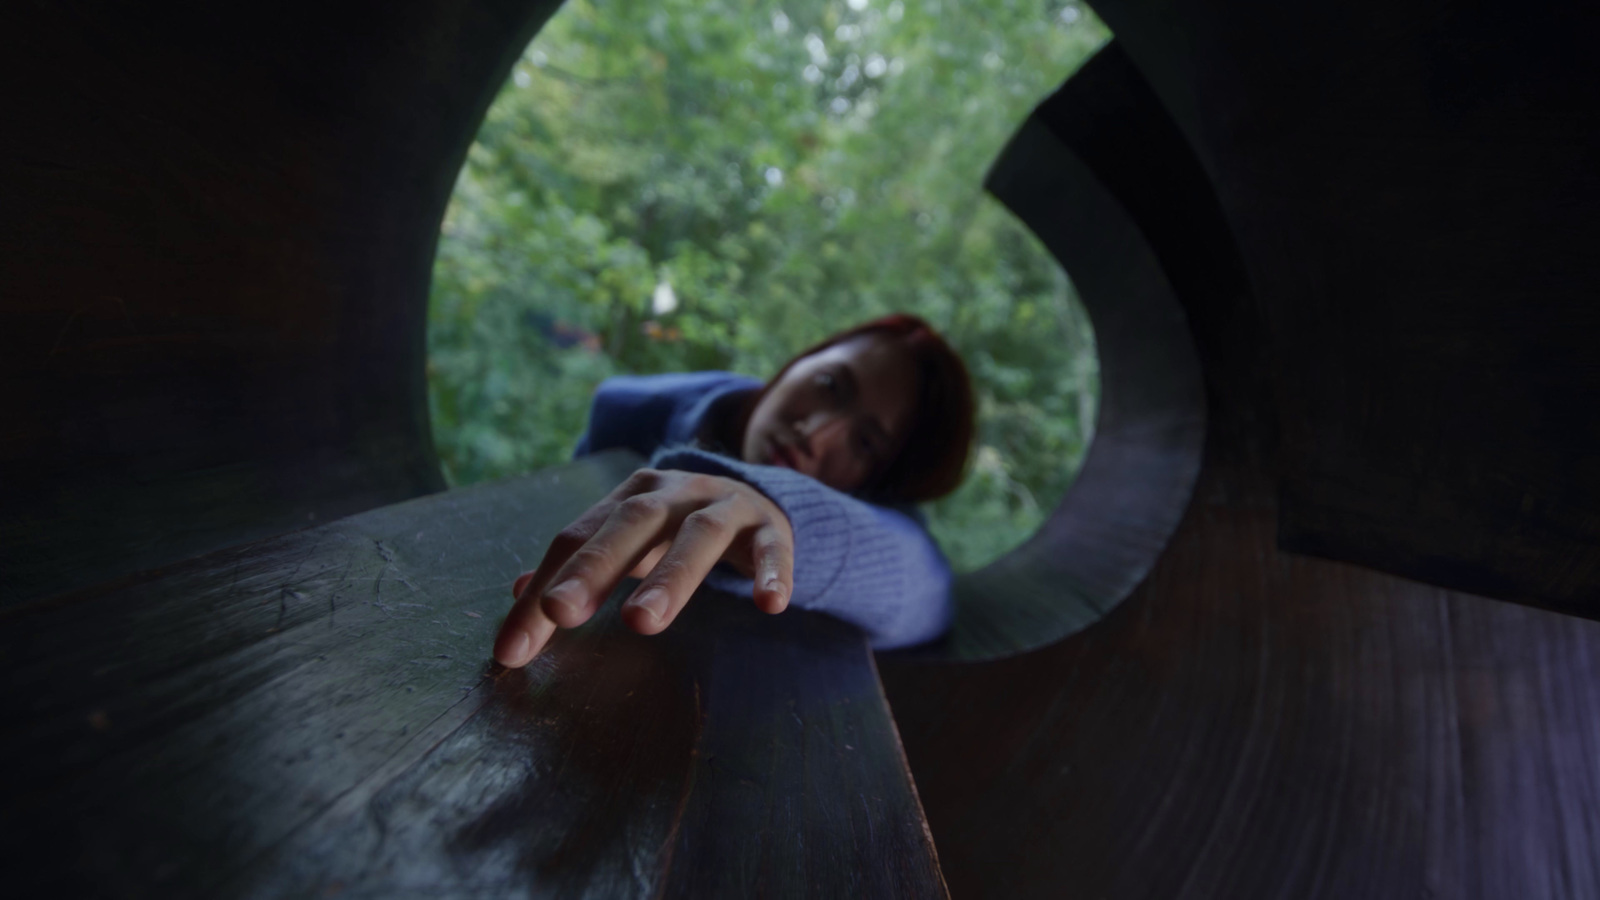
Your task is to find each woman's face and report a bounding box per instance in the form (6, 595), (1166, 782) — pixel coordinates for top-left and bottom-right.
(741, 334), (920, 494)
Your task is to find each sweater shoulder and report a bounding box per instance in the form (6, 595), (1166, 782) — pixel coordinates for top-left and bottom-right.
(577, 371), (756, 458)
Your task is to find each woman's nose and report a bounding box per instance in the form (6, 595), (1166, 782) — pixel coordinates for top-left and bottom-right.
(798, 412), (849, 460)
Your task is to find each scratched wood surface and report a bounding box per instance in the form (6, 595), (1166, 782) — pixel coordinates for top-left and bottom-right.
(0, 451), (946, 899)
(882, 463), (1600, 899)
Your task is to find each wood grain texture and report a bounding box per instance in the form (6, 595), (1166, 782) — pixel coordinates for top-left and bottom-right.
(0, 452), (946, 899)
(882, 463), (1600, 899)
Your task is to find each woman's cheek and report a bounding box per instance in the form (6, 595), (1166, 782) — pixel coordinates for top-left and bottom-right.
(822, 458), (864, 494)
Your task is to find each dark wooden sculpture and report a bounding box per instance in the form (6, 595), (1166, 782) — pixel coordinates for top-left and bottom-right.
(0, 0), (569, 604)
(928, 107), (1206, 662)
(882, 16), (1600, 898)
(1, 452), (945, 896)
(1089, 0), (1600, 616)
(4, 0), (1599, 897)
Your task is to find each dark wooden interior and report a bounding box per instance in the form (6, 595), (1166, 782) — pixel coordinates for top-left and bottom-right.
(928, 76), (1207, 661)
(4, 0), (1599, 896)
(3, 452), (947, 897)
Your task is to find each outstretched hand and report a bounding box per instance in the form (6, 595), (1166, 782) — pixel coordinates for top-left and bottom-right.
(493, 468), (795, 668)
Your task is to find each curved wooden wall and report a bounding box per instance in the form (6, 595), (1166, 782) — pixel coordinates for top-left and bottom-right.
(930, 109), (1206, 661)
(880, 6), (1600, 897)
(0, 0), (566, 605)
(4, 0), (1600, 897)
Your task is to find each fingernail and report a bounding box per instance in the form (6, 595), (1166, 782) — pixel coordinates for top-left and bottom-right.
(628, 588), (668, 622)
(497, 629), (530, 666)
(765, 577), (788, 603)
(544, 579), (584, 615)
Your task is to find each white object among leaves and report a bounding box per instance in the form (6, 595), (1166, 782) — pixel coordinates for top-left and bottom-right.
(652, 280), (679, 315)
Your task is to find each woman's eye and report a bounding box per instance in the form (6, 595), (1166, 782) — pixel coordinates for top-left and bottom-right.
(856, 431), (877, 458)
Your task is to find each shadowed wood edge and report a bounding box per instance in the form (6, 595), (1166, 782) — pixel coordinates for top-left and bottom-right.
(891, 114), (1206, 663)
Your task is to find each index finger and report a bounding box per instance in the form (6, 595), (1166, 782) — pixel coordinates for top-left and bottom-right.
(492, 469), (665, 667)
(493, 522), (599, 667)
(493, 569), (559, 667)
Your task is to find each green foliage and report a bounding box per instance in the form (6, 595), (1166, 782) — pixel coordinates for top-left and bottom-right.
(428, 0), (1107, 571)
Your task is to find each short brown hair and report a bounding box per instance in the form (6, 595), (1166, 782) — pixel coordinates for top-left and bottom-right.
(758, 314), (975, 503)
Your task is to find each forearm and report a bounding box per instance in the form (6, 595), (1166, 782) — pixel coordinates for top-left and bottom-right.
(650, 447), (953, 649)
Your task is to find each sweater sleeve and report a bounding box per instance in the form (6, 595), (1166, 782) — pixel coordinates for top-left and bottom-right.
(648, 446), (954, 650)
(574, 372), (759, 459)
(573, 376), (675, 459)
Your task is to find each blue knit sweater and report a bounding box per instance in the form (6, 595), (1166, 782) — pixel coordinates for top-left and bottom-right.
(573, 371), (953, 649)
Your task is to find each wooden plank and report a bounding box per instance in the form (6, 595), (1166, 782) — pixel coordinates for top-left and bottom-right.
(0, 451), (945, 899)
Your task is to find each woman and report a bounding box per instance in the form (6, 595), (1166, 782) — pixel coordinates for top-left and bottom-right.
(492, 314), (974, 667)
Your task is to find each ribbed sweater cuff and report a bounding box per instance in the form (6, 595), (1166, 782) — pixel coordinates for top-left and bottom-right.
(648, 447), (907, 617)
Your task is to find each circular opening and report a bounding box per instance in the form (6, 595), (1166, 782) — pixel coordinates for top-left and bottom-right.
(425, 0), (1111, 575)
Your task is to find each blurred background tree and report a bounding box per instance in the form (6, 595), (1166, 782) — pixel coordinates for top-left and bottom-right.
(428, 0), (1108, 570)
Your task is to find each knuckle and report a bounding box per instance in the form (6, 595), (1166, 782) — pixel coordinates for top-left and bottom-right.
(644, 560), (689, 589)
(616, 494), (665, 525)
(549, 528), (588, 555)
(738, 493), (771, 522)
(566, 543), (614, 574)
(762, 541), (793, 568)
(755, 527), (785, 551)
(682, 508), (731, 540)
(684, 473), (721, 495)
